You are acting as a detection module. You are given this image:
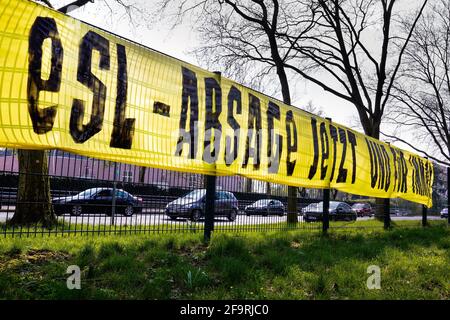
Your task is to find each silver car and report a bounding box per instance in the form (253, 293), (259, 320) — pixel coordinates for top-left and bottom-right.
(165, 189), (239, 222)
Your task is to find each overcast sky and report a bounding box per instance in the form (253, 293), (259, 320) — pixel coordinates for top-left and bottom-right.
(61, 0), (426, 154)
(65, 1), (356, 121)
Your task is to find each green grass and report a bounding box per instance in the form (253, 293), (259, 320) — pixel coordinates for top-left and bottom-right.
(0, 223), (448, 299)
(1, 216), (443, 236)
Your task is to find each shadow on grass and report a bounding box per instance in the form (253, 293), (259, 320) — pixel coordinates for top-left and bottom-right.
(202, 225), (450, 299)
(0, 225), (448, 299)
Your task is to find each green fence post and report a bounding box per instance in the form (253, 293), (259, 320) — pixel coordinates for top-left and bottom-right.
(384, 198), (391, 229)
(111, 162), (118, 227)
(322, 188), (330, 234)
(447, 167), (450, 226)
(422, 205), (427, 227)
(322, 117), (332, 234)
(204, 175), (216, 243)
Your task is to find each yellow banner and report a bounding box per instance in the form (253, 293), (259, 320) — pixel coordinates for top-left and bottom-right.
(0, 0), (434, 206)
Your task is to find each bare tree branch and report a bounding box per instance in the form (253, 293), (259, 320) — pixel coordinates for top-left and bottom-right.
(58, 0), (94, 13)
(387, 0), (450, 166)
(381, 132), (450, 166)
(35, 0), (54, 8)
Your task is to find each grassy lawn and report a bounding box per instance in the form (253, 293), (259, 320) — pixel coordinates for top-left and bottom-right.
(0, 216), (441, 235)
(0, 222), (448, 299)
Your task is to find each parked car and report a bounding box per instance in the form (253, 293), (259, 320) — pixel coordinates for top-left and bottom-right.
(441, 208), (448, 219)
(389, 208), (400, 216)
(352, 203), (374, 217)
(165, 189), (239, 222)
(303, 201), (357, 222)
(244, 199), (285, 216)
(53, 188), (143, 216)
(389, 207), (410, 216)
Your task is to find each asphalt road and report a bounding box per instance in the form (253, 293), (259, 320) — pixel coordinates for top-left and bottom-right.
(0, 209), (444, 226)
(0, 210), (301, 226)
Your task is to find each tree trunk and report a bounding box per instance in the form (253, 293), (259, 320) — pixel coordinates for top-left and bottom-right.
(8, 0), (97, 227)
(10, 149), (56, 227)
(266, 182), (271, 195)
(245, 179), (252, 193)
(271, 53), (299, 223)
(139, 166), (146, 183)
(332, 189), (338, 200)
(277, 70), (298, 223)
(287, 186), (298, 223)
(366, 120), (386, 221)
(263, 28), (300, 223)
(299, 187), (307, 198)
(374, 198), (387, 221)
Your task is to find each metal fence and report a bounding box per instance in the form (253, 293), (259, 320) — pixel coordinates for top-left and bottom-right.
(0, 148), (448, 238)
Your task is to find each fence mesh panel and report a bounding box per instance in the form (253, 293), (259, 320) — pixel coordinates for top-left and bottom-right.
(0, 148), (447, 237)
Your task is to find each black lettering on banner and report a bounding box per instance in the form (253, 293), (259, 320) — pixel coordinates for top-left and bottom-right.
(110, 44), (135, 149)
(419, 159), (426, 195)
(336, 128), (348, 183)
(203, 77), (222, 164)
(329, 125), (338, 181)
(390, 147), (399, 191)
(423, 161), (430, 196)
(399, 151), (408, 193)
(225, 86), (241, 166)
(320, 123), (329, 180)
(308, 118), (319, 180)
(423, 161), (429, 196)
(175, 67), (199, 159)
(27, 17), (63, 134)
(423, 162), (429, 196)
(422, 163), (427, 196)
(374, 143), (385, 189)
(347, 130), (357, 184)
(428, 162), (433, 196)
(285, 110), (297, 176)
(409, 156), (418, 194)
(70, 31), (110, 143)
(242, 94), (262, 170)
(426, 161), (433, 197)
(416, 158), (421, 194)
(391, 149), (408, 193)
(366, 139), (392, 191)
(153, 102), (170, 117)
(267, 102), (282, 174)
(366, 139), (378, 189)
(409, 156), (429, 196)
(381, 145), (391, 191)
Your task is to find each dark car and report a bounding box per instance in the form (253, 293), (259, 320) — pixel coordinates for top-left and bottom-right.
(165, 189), (239, 222)
(244, 199), (285, 216)
(303, 201), (357, 222)
(352, 203), (374, 217)
(441, 208), (448, 219)
(389, 207), (400, 216)
(389, 207), (410, 216)
(53, 188), (143, 216)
